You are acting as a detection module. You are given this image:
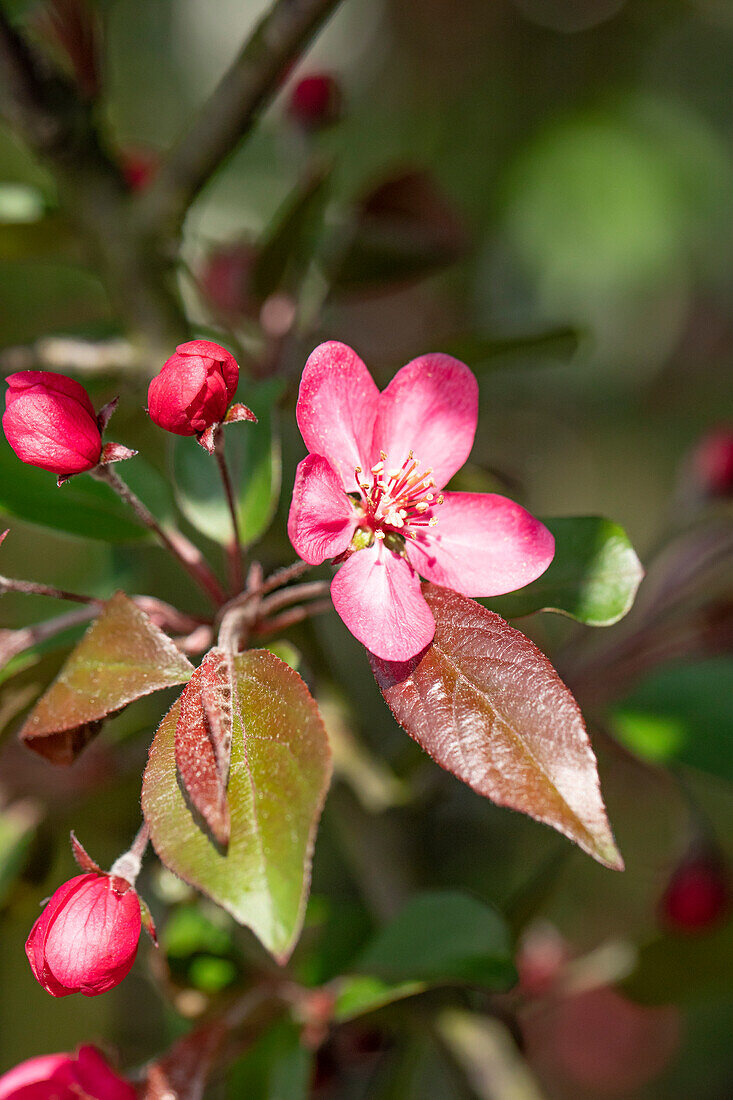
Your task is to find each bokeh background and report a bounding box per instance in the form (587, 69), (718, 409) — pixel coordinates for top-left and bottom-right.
(1, 0), (732, 1096)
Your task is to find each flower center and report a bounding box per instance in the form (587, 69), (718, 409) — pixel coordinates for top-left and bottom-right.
(351, 450), (443, 548)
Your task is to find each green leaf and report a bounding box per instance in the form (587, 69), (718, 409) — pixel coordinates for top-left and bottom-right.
(371, 584), (623, 870)
(0, 439), (173, 541)
(443, 326), (583, 370)
(0, 800), (40, 906)
(333, 975), (426, 1022)
(353, 891), (516, 990)
(486, 516), (643, 626)
(610, 658), (733, 780)
(172, 379), (282, 548)
(19, 592), (194, 764)
(251, 169), (331, 300)
(142, 649), (332, 962)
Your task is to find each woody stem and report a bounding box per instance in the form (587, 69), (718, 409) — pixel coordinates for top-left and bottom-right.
(92, 465), (226, 607)
(109, 822), (150, 885)
(213, 426), (245, 594)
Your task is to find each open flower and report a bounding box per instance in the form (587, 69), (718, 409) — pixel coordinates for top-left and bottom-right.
(288, 342), (555, 659)
(26, 872), (141, 997)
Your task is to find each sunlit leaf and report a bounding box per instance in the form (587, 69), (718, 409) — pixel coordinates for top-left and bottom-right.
(0, 439), (174, 541)
(227, 1021), (312, 1100)
(19, 592), (194, 764)
(353, 891), (516, 990)
(143, 649), (332, 961)
(371, 584), (623, 870)
(487, 516), (644, 625)
(172, 379), (282, 548)
(333, 975), (425, 1022)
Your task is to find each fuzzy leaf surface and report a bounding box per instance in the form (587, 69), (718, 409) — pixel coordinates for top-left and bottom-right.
(143, 649), (332, 961)
(19, 592), (194, 764)
(371, 584), (622, 869)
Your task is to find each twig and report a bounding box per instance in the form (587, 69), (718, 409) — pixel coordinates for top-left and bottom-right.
(0, 574), (103, 605)
(91, 465), (226, 607)
(139, 0), (343, 232)
(259, 559), (312, 596)
(213, 426), (244, 594)
(258, 580), (330, 616)
(0, 605), (97, 669)
(253, 598), (331, 637)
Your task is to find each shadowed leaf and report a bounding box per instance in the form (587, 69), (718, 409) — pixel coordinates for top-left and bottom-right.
(371, 584), (623, 870)
(175, 648), (234, 847)
(353, 891), (516, 990)
(143, 649), (332, 961)
(487, 516), (644, 625)
(19, 592), (194, 764)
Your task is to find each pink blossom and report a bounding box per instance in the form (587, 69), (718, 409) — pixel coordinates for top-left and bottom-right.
(0, 1046), (134, 1100)
(147, 340), (239, 436)
(2, 371), (102, 476)
(26, 872), (141, 997)
(288, 342), (555, 659)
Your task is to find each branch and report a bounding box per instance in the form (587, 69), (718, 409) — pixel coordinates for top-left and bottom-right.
(139, 0), (343, 231)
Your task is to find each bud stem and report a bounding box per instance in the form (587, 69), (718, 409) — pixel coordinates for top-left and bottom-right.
(0, 574), (103, 605)
(213, 426), (244, 594)
(92, 465), (226, 607)
(109, 822), (150, 886)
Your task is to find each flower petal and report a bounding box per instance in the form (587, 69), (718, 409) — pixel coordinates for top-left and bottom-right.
(296, 342), (380, 489)
(331, 544), (435, 660)
(288, 454), (358, 565)
(373, 353), (478, 490)
(408, 492), (555, 596)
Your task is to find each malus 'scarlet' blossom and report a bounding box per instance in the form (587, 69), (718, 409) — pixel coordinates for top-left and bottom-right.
(26, 872), (141, 997)
(288, 342), (555, 660)
(2, 371), (102, 476)
(147, 339), (239, 436)
(0, 1046), (134, 1100)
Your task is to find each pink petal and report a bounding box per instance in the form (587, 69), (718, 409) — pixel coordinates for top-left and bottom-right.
(296, 342), (380, 489)
(372, 353), (478, 490)
(407, 492), (555, 596)
(3, 395), (102, 475)
(5, 371), (96, 419)
(25, 876), (91, 996)
(42, 877), (140, 995)
(70, 1047), (135, 1100)
(331, 544), (436, 660)
(288, 454), (358, 565)
(0, 1055), (72, 1100)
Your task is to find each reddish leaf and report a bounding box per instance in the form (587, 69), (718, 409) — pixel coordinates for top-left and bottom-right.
(370, 584), (623, 870)
(224, 402), (257, 425)
(19, 591), (194, 764)
(99, 441), (138, 465)
(143, 650), (332, 961)
(175, 648), (234, 847)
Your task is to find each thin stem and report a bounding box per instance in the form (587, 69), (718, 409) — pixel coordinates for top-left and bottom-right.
(213, 427), (244, 594)
(0, 574), (103, 605)
(109, 822), (150, 885)
(258, 580), (330, 616)
(254, 598), (331, 637)
(92, 465), (226, 607)
(0, 605), (97, 668)
(259, 559), (312, 596)
(139, 0), (343, 233)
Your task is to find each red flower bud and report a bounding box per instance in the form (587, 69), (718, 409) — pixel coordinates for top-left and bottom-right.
(25, 872), (141, 997)
(147, 340), (239, 436)
(3, 371), (102, 476)
(288, 73), (342, 130)
(660, 854), (729, 934)
(692, 427), (733, 499)
(0, 1045), (134, 1100)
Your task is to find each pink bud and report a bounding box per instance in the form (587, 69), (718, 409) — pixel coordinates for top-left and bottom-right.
(3, 371), (102, 476)
(0, 1045), (134, 1100)
(25, 872), (141, 997)
(147, 340), (239, 436)
(288, 73), (342, 130)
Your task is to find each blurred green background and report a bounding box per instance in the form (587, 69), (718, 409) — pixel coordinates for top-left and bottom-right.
(1, 1), (732, 1096)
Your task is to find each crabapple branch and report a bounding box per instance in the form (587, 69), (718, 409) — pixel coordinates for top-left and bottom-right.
(138, 0), (344, 232)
